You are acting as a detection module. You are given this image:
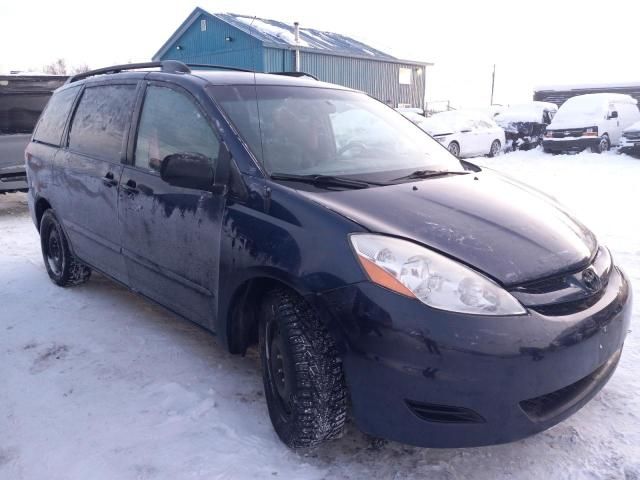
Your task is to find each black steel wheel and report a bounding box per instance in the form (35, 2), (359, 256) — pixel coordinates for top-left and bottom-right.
(40, 209), (91, 287)
(260, 288), (347, 449)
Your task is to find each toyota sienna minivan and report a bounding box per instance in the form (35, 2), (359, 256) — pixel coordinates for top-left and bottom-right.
(26, 62), (632, 449)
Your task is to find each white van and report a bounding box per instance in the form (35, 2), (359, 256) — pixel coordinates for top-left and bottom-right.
(542, 93), (640, 153)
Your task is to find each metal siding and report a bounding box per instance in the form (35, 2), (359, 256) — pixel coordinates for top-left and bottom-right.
(263, 48), (294, 72)
(159, 13), (264, 71)
(300, 52), (425, 108)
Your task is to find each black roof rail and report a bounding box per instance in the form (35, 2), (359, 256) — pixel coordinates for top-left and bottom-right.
(66, 60), (191, 84)
(269, 71), (319, 81)
(186, 63), (255, 73)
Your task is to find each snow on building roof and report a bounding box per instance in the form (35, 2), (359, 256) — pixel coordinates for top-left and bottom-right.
(216, 12), (397, 60)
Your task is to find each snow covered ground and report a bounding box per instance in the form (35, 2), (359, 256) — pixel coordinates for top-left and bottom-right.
(1, 149), (639, 480)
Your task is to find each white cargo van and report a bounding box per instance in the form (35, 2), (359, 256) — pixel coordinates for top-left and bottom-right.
(542, 93), (640, 154)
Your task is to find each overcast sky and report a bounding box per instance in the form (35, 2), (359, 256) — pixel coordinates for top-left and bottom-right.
(2, 0), (639, 108)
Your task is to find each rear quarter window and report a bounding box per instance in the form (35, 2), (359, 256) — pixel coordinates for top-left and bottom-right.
(68, 84), (137, 163)
(32, 86), (79, 145)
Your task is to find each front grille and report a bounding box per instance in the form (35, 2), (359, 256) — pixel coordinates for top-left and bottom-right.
(406, 400), (486, 424)
(510, 246), (612, 316)
(519, 349), (621, 422)
(530, 288), (605, 316)
(551, 128), (584, 138)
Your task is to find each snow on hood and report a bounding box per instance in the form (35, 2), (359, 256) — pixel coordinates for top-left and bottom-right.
(495, 102), (557, 124)
(549, 94), (636, 128)
(624, 120), (640, 132)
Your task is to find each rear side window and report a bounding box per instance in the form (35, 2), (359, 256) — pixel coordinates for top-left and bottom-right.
(134, 85), (220, 172)
(68, 84), (137, 162)
(33, 87), (79, 145)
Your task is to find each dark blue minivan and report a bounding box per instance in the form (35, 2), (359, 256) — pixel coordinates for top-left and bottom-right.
(26, 61), (632, 449)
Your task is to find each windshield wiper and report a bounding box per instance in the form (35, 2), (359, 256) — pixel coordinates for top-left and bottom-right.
(270, 173), (375, 189)
(391, 170), (469, 182)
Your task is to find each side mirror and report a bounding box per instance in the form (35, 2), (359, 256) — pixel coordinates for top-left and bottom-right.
(160, 152), (214, 191)
(609, 111), (618, 119)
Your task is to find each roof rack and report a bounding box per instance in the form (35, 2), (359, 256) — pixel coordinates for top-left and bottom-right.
(65, 61), (318, 84)
(269, 71), (319, 81)
(66, 60), (191, 84)
(186, 63), (255, 73)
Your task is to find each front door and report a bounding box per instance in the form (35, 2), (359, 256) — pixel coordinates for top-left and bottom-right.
(118, 82), (226, 327)
(60, 83), (138, 283)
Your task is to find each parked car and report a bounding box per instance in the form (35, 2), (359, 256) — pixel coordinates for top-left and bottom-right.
(543, 93), (640, 154)
(27, 62), (631, 450)
(618, 120), (640, 156)
(420, 111), (505, 158)
(398, 110), (431, 130)
(0, 74), (67, 193)
(494, 102), (558, 151)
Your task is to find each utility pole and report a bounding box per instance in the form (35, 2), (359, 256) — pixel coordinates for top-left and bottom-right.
(490, 64), (496, 105)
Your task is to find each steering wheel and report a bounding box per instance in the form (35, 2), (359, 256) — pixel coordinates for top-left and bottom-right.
(337, 141), (369, 157)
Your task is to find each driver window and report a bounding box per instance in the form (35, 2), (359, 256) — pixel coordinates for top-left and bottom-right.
(135, 85), (220, 172)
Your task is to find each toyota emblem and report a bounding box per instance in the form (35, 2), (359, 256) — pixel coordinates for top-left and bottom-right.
(582, 268), (601, 292)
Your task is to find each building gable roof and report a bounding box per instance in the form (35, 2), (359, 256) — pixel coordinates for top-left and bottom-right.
(153, 7), (430, 66)
(215, 13), (395, 60)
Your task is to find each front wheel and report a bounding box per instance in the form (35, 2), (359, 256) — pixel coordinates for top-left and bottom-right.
(488, 139), (502, 157)
(40, 210), (91, 287)
(260, 288), (347, 449)
(592, 134), (610, 154)
(448, 141), (460, 157)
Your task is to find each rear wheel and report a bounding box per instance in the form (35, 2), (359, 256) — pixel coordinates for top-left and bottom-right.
(591, 134), (610, 154)
(488, 139), (502, 157)
(40, 210), (91, 287)
(448, 141), (460, 157)
(260, 288), (347, 449)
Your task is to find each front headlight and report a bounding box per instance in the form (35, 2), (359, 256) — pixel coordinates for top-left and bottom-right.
(350, 234), (526, 316)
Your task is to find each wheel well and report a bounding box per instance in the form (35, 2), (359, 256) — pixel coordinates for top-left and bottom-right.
(226, 277), (299, 355)
(35, 198), (52, 231)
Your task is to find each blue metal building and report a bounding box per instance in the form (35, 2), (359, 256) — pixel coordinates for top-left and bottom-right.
(153, 7), (431, 108)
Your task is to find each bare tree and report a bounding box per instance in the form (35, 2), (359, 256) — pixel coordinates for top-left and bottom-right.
(43, 58), (68, 75)
(41, 59), (91, 75)
(71, 64), (90, 74)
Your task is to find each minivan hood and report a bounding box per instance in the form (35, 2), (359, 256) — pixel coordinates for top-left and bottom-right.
(298, 171), (597, 286)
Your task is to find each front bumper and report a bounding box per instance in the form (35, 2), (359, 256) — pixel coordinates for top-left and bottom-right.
(619, 137), (640, 156)
(317, 266), (632, 448)
(543, 137), (600, 153)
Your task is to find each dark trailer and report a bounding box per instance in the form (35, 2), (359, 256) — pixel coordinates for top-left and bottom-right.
(0, 74), (67, 192)
(534, 81), (640, 107)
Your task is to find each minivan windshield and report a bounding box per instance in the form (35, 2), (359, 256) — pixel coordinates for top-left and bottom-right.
(209, 85), (465, 182)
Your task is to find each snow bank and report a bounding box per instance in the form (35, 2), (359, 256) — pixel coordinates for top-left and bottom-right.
(1, 149), (640, 479)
